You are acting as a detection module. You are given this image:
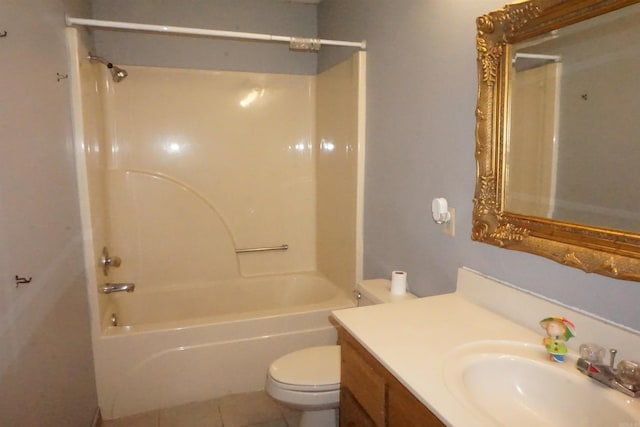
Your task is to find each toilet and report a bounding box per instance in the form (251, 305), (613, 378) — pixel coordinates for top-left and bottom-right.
(265, 279), (417, 427)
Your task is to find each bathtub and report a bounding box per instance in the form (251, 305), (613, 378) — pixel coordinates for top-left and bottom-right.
(94, 272), (354, 419)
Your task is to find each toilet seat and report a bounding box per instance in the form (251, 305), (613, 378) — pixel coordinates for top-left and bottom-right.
(266, 376), (340, 410)
(268, 376), (338, 392)
(268, 345), (340, 392)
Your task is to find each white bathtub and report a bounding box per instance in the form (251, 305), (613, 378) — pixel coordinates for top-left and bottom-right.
(94, 272), (354, 419)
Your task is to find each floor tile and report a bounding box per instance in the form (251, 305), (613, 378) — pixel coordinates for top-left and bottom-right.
(248, 420), (288, 427)
(102, 411), (159, 427)
(102, 391), (299, 427)
(219, 391), (284, 427)
(158, 400), (222, 427)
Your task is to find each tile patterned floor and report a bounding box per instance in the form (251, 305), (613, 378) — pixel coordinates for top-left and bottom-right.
(102, 391), (301, 427)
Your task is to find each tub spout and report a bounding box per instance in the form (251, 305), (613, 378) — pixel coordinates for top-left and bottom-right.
(100, 283), (135, 294)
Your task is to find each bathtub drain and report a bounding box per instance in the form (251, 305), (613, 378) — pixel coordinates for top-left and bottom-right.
(111, 312), (118, 327)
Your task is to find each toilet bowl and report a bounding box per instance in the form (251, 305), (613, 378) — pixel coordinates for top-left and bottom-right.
(266, 279), (417, 427)
(266, 345), (340, 427)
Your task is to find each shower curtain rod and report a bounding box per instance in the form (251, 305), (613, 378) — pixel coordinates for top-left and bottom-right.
(65, 16), (366, 50)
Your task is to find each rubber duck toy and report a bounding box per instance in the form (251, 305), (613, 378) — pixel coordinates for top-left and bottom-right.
(540, 316), (575, 363)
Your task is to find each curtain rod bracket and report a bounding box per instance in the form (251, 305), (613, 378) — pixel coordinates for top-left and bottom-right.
(289, 37), (321, 52)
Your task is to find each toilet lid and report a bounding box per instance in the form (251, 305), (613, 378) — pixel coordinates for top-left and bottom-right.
(269, 345), (340, 388)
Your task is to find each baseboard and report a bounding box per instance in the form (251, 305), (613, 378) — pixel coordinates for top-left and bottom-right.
(92, 407), (102, 427)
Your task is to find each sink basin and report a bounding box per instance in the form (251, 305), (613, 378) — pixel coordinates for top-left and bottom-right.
(442, 340), (640, 426)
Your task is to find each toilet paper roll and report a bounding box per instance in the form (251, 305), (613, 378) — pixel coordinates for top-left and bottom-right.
(390, 271), (407, 295)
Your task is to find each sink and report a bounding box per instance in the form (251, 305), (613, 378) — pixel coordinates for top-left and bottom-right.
(442, 340), (640, 426)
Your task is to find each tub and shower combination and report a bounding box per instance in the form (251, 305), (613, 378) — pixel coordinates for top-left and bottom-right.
(66, 23), (366, 419)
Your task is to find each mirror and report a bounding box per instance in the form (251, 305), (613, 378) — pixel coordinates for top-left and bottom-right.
(473, 0), (640, 281)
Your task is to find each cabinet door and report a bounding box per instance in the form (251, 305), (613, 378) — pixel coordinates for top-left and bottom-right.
(337, 326), (445, 427)
(339, 388), (376, 427)
(340, 336), (386, 427)
(387, 375), (445, 427)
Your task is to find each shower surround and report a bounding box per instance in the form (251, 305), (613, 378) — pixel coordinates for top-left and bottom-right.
(67, 29), (365, 418)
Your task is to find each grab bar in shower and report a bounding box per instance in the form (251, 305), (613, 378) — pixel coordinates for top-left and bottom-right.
(100, 283), (135, 294)
(235, 244), (289, 254)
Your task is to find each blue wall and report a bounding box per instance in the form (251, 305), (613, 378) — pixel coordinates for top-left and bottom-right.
(319, 0), (640, 330)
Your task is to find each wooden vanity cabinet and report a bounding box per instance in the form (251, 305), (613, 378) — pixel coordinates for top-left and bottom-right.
(337, 327), (445, 427)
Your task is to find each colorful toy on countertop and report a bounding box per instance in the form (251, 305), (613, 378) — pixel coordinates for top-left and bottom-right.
(540, 316), (575, 363)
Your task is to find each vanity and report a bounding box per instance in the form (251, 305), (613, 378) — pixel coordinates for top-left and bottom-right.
(338, 325), (444, 427)
(331, 268), (640, 426)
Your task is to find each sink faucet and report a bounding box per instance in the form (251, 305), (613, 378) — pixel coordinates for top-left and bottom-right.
(100, 283), (135, 294)
(576, 344), (640, 398)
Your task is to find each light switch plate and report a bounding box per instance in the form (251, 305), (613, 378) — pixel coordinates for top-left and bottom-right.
(443, 207), (455, 236)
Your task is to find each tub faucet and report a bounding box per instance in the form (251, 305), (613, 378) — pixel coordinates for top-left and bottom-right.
(576, 344), (640, 397)
(100, 283), (135, 294)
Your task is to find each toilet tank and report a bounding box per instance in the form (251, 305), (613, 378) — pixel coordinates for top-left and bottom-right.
(357, 279), (417, 306)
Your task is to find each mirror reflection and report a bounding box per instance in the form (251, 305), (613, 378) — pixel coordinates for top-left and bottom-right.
(505, 2), (640, 232)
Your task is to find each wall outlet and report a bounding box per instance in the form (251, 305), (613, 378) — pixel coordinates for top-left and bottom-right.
(443, 207), (455, 236)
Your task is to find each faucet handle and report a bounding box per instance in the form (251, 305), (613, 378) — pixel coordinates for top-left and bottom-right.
(579, 343), (606, 363)
(617, 360), (640, 387)
(101, 246), (122, 276)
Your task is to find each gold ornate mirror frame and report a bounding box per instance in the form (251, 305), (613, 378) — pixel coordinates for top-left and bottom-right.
(473, 0), (640, 281)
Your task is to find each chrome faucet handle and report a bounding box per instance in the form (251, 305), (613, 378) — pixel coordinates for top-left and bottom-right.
(101, 246), (122, 276)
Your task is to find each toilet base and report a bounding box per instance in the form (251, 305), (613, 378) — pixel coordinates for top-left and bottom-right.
(299, 408), (337, 427)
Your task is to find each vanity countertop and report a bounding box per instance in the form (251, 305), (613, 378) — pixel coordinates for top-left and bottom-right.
(331, 275), (640, 427)
(332, 293), (541, 426)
